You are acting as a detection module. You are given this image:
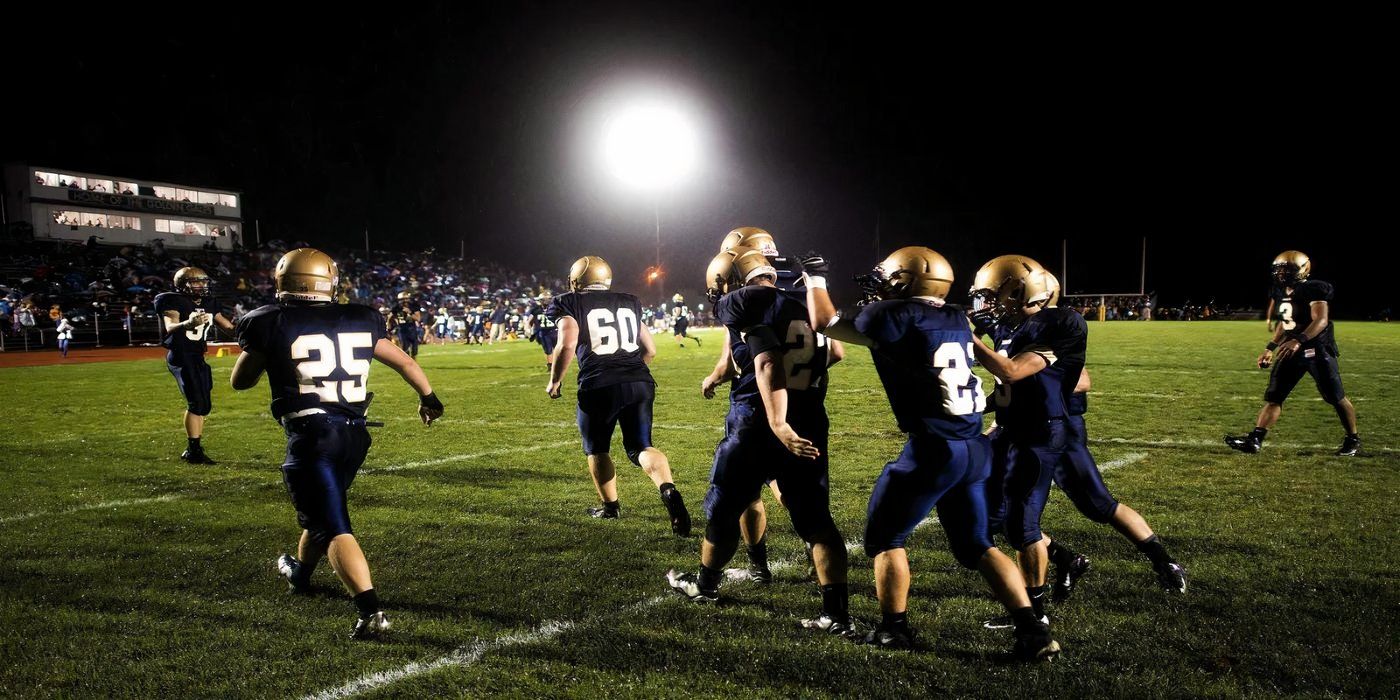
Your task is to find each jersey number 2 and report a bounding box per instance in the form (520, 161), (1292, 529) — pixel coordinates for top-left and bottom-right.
(933, 341), (987, 416)
(291, 333), (373, 403)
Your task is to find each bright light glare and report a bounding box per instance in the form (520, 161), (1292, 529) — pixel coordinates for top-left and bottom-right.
(601, 101), (699, 191)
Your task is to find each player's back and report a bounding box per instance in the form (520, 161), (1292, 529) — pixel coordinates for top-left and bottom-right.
(1001, 307), (1086, 430)
(719, 285), (829, 419)
(854, 299), (984, 439)
(547, 290), (652, 390)
(237, 302), (387, 420)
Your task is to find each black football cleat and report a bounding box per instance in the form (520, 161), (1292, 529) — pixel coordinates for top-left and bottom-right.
(1336, 435), (1361, 456)
(661, 489), (692, 537)
(276, 554), (312, 595)
(181, 446), (216, 464)
(586, 505), (620, 520)
(748, 567), (773, 584)
(1156, 562), (1188, 594)
(1052, 554), (1092, 604)
(351, 611), (391, 640)
(1223, 434), (1262, 454)
(665, 569), (718, 603)
(1012, 622), (1061, 662)
(864, 623), (917, 650)
(800, 614), (862, 640)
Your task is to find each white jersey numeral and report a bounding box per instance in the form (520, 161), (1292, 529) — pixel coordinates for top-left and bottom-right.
(586, 308), (640, 355)
(933, 341), (987, 416)
(291, 332), (374, 403)
(1277, 301), (1296, 331)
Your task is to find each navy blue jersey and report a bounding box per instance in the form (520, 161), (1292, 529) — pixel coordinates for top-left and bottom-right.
(717, 285), (828, 419)
(530, 303), (556, 330)
(547, 291), (653, 391)
(999, 308), (1087, 429)
(391, 308), (417, 335)
(854, 299), (986, 439)
(236, 303), (388, 421)
(1270, 279), (1336, 352)
(770, 256), (804, 291)
(154, 292), (216, 354)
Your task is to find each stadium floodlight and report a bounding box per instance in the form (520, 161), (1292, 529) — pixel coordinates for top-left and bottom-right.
(600, 100), (700, 192)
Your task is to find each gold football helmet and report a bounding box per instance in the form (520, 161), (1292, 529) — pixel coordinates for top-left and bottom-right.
(672, 293), (684, 304)
(704, 246), (776, 302)
(173, 267), (211, 295)
(274, 248), (339, 302)
(856, 246), (954, 303)
(719, 227), (779, 257)
(1272, 250), (1311, 285)
(569, 255), (612, 291)
(969, 254), (1059, 322)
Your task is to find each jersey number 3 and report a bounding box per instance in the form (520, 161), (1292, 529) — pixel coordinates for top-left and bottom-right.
(292, 333), (373, 403)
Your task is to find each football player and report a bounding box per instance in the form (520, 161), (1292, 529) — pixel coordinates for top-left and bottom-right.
(669, 247), (855, 638)
(530, 293), (559, 371)
(154, 266), (234, 464)
(671, 293), (701, 348)
(231, 248), (444, 639)
(801, 247), (1058, 661)
(969, 257), (1185, 625)
(969, 256), (1089, 609)
(701, 227), (817, 582)
(545, 256), (691, 535)
(391, 295), (420, 358)
(1225, 251), (1360, 456)
(968, 260), (1187, 620)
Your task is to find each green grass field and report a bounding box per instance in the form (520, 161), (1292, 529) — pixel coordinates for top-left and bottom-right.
(2, 321), (1397, 698)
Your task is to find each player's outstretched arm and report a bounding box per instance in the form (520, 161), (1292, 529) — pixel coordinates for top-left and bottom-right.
(547, 316), (579, 399)
(372, 338), (442, 425)
(800, 256), (874, 347)
(971, 334), (1047, 383)
(230, 348), (267, 390)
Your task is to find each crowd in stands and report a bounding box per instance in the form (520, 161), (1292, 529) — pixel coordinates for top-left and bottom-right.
(1067, 294), (1246, 321)
(0, 236), (713, 347)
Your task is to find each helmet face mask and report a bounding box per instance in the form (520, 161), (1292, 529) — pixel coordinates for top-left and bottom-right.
(174, 267), (211, 296)
(1271, 250), (1310, 286)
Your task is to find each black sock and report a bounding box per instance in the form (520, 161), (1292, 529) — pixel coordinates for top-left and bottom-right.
(603, 500), (620, 515)
(1010, 606), (1042, 633)
(697, 564), (722, 592)
(292, 557), (315, 587)
(1026, 585), (1047, 618)
(820, 583), (849, 621)
(1347, 432), (1360, 439)
(1250, 427), (1267, 441)
(746, 537), (769, 570)
(658, 482), (675, 497)
(353, 589), (380, 618)
(1047, 540), (1078, 569)
(1136, 534), (1173, 569)
(188, 437), (201, 449)
(882, 610), (909, 630)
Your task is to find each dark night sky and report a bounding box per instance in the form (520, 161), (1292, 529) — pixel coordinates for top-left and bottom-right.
(4, 5), (1390, 315)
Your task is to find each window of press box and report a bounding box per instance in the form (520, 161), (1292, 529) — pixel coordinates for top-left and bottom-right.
(34, 171), (60, 187)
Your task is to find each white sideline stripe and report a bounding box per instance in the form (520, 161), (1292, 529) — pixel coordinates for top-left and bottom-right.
(303, 596), (667, 700)
(1097, 436), (1398, 455)
(1117, 368), (1400, 380)
(362, 442), (572, 474)
(1096, 392), (1368, 403)
(1098, 452), (1148, 471)
(0, 495), (182, 525)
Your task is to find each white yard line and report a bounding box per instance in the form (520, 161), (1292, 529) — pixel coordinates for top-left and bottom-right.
(302, 596), (667, 700)
(1095, 436), (1398, 455)
(361, 442), (574, 474)
(0, 495), (182, 526)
